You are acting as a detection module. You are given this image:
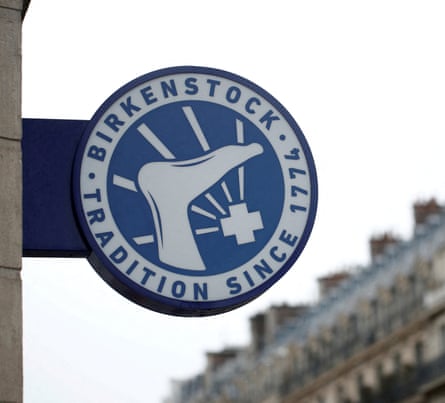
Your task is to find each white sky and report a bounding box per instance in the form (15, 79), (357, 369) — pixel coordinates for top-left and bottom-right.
(22, 1), (445, 402)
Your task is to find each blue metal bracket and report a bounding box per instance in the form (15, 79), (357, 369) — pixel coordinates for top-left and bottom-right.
(22, 118), (90, 257)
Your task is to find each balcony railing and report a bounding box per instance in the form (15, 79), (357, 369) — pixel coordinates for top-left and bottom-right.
(357, 352), (445, 403)
(277, 292), (425, 400)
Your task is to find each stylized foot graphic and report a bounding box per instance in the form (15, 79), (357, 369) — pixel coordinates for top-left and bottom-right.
(137, 143), (263, 270)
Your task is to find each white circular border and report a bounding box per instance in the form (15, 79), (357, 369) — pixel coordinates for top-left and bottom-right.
(75, 67), (317, 315)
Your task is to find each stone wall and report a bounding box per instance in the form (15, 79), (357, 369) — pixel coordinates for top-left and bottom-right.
(0, 0), (24, 401)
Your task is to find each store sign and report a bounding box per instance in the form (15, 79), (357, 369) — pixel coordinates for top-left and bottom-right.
(72, 66), (317, 316)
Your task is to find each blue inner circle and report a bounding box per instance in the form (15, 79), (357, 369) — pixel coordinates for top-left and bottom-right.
(107, 100), (284, 276)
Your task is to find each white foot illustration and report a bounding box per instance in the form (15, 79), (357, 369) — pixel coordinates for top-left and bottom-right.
(137, 143), (263, 270)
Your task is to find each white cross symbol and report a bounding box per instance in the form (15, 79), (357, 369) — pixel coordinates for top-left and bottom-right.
(220, 203), (264, 245)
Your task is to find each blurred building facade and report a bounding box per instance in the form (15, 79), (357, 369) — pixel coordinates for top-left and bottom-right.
(165, 199), (445, 403)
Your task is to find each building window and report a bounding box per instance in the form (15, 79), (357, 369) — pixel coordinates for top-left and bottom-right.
(440, 324), (445, 352)
(349, 314), (358, 336)
(415, 341), (424, 366)
(371, 299), (378, 321)
(393, 351), (401, 374)
(316, 395), (325, 403)
(376, 362), (384, 388)
(336, 384), (346, 403)
(356, 372), (364, 395)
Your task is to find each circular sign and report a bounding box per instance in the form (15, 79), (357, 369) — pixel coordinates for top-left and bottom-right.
(73, 66), (317, 316)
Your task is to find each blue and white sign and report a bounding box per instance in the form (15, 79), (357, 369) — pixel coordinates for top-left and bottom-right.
(73, 66), (318, 316)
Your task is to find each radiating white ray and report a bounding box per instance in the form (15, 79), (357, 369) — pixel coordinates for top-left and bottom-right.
(137, 123), (175, 160)
(236, 119), (244, 144)
(236, 119), (245, 200)
(113, 175), (138, 192)
(133, 235), (155, 245)
(191, 205), (217, 220)
(238, 166), (245, 201)
(195, 227), (220, 235)
(205, 193), (226, 215)
(221, 181), (233, 203)
(182, 106), (210, 151)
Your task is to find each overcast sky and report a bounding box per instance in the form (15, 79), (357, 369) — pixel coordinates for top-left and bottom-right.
(22, 1), (445, 402)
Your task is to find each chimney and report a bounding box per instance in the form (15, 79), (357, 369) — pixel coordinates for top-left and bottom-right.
(264, 304), (308, 344)
(414, 198), (442, 227)
(250, 313), (266, 354)
(317, 271), (350, 298)
(206, 348), (240, 372)
(370, 233), (400, 262)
